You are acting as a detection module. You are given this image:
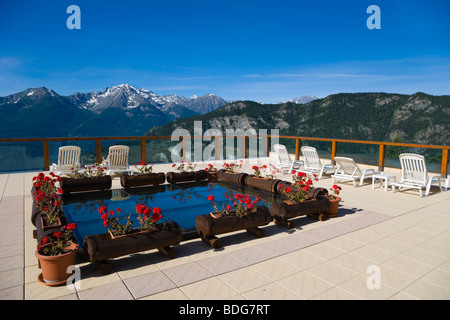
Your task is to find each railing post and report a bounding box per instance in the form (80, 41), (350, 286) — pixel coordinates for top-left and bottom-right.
(295, 138), (301, 161)
(96, 138), (102, 164)
(43, 139), (49, 171)
(266, 136), (270, 157)
(378, 144), (386, 171)
(441, 149), (449, 178)
(244, 136), (248, 159)
(331, 141), (338, 165)
(140, 138), (146, 162)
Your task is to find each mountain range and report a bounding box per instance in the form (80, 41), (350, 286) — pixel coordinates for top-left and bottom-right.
(0, 84), (229, 138)
(146, 92), (450, 148)
(2, 86), (447, 150)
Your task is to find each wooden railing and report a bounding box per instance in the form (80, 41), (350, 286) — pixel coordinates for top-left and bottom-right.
(0, 135), (449, 177)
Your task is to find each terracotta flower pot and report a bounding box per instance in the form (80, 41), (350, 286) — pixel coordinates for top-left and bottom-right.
(35, 242), (79, 286)
(326, 197), (341, 218)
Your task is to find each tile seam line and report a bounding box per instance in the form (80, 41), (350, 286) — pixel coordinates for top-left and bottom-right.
(143, 209), (388, 298)
(116, 266), (138, 300)
(0, 173), (8, 202)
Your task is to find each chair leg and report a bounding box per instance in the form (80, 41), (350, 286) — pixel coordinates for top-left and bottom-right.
(318, 168), (324, 179)
(357, 176), (364, 187)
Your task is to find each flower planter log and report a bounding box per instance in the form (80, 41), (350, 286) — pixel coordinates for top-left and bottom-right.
(33, 212), (65, 243)
(195, 205), (271, 248)
(206, 171), (218, 181)
(60, 176), (112, 194)
(166, 170), (207, 184)
(269, 197), (329, 229)
(216, 170), (248, 186)
(276, 182), (329, 199)
(120, 172), (166, 188)
(82, 222), (183, 273)
(244, 175), (282, 193)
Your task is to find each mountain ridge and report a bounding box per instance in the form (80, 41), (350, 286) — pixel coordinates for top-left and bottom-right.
(146, 92), (450, 148)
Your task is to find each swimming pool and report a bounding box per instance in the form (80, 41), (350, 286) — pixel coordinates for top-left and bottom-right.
(62, 180), (285, 248)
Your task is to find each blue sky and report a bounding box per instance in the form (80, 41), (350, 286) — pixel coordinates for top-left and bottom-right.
(0, 0), (449, 102)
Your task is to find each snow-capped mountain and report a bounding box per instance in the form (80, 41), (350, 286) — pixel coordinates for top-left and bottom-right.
(0, 85), (229, 138)
(288, 96), (318, 104)
(68, 84), (161, 113)
(67, 84), (228, 115)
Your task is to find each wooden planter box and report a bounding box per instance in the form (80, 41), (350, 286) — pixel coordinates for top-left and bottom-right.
(166, 170), (207, 184)
(82, 222), (183, 270)
(244, 175), (282, 193)
(120, 172), (166, 188)
(195, 205), (271, 248)
(60, 176), (112, 194)
(216, 170), (248, 186)
(269, 197), (329, 229)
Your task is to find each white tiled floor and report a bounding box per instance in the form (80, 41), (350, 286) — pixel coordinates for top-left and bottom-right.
(0, 160), (449, 300)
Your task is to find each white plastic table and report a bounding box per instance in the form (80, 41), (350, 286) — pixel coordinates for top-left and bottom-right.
(372, 173), (396, 191)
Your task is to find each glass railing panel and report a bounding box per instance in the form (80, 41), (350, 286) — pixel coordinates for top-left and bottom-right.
(145, 138), (179, 164)
(299, 140), (333, 163)
(384, 146), (442, 174)
(0, 141), (44, 172)
(48, 140), (97, 167)
(100, 139), (141, 166)
(276, 138), (296, 155)
(335, 142), (379, 167)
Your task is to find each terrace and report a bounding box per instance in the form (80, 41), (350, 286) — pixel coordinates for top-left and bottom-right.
(0, 135), (449, 300)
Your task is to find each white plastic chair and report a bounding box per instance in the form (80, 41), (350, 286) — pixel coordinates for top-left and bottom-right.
(391, 153), (443, 197)
(106, 145), (132, 175)
(50, 146), (81, 176)
(299, 146), (335, 179)
(331, 156), (380, 187)
(273, 144), (303, 174)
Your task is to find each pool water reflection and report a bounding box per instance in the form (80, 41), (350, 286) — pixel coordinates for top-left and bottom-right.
(62, 181), (285, 248)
